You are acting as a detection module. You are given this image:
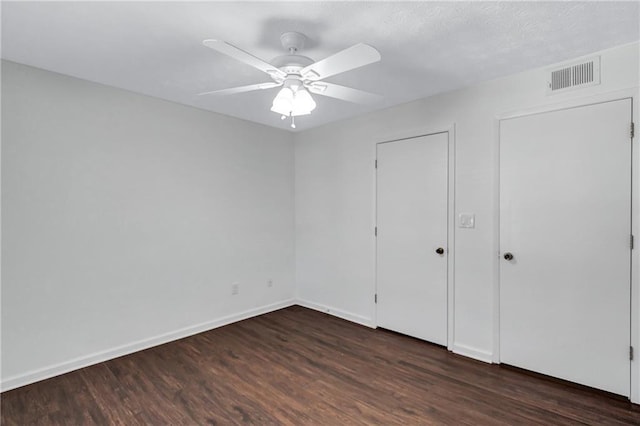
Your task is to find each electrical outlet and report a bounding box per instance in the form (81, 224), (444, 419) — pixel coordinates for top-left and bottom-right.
(267, 279), (273, 287)
(232, 282), (239, 295)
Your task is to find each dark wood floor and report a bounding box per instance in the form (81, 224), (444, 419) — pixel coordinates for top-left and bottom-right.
(2, 306), (639, 425)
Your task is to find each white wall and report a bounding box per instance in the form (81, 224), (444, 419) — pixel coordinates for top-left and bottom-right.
(294, 42), (640, 390)
(1, 60), (295, 389)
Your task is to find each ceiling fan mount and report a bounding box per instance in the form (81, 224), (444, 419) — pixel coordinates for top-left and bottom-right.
(279, 31), (306, 53)
(199, 31), (382, 127)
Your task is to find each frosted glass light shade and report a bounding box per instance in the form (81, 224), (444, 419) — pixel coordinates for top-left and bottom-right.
(292, 88), (316, 116)
(271, 87), (294, 116)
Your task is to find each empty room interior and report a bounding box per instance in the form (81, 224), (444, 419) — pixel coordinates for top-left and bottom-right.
(2, 1), (640, 424)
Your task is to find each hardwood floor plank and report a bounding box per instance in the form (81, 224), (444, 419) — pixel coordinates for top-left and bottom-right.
(2, 306), (639, 424)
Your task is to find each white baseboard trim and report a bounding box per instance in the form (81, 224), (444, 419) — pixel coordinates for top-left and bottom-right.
(2, 299), (498, 392)
(296, 299), (376, 328)
(452, 343), (494, 364)
(1, 299), (295, 392)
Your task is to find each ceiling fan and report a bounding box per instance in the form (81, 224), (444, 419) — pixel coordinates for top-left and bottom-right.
(199, 32), (382, 128)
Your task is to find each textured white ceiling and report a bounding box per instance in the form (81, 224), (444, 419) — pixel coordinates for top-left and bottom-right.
(2, 1), (639, 132)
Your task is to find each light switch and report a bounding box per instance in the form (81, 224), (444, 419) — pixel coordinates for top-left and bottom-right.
(459, 213), (475, 228)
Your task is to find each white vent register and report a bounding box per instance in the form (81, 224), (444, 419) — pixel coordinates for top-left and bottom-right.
(547, 56), (600, 94)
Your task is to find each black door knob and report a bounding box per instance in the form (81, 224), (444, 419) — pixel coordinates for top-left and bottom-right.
(503, 252), (514, 261)
(436, 247), (445, 255)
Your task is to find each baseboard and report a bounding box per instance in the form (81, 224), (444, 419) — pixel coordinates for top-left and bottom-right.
(452, 342), (494, 364)
(296, 299), (376, 328)
(1, 299), (296, 392)
(296, 300), (497, 366)
(2, 299), (495, 392)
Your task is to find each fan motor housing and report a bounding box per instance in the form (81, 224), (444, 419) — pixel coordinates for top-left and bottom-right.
(270, 54), (314, 74)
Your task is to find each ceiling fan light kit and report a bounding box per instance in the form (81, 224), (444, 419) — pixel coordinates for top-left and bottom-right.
(200, 31), (382, 129)
(271, 79), (317, 117)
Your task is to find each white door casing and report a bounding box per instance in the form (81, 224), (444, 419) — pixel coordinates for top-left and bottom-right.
(376, 132), (449, 345)
(499, 98), (632, 396)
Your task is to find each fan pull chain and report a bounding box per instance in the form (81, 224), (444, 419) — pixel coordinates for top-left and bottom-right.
(291, 115), (296, 129)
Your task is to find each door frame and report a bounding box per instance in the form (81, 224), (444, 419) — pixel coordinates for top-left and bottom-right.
(373, 125), (456, 350)
(493, 89), (639, 402)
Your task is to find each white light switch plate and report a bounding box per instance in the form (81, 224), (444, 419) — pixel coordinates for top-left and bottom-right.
(459, 213), (475, 228)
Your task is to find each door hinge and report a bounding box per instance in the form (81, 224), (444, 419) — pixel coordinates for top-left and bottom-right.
(375, 226), (377, 237)
(631, 122), (635, 139)
(631, 234), (634, 250)
(631, 346), (634, 361)
(375, 294), (377, 304)
(375, 159), (378, 169)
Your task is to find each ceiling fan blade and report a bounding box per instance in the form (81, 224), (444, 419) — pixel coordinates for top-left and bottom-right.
(198, 82), (282, 96)
(307, 82), (382, 104)
(301, 43), (381, 81)
(203, 39), (287, 79)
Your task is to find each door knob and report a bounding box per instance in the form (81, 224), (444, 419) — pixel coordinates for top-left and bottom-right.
(503, 252), (514, 261)
(436, 247), (445, 255)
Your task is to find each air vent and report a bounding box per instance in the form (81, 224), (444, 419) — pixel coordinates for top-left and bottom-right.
(547, 56), (600, 94)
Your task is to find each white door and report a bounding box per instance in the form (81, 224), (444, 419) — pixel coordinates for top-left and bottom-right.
(500, 99), (632, 396)
(376, 133), (449, 345)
